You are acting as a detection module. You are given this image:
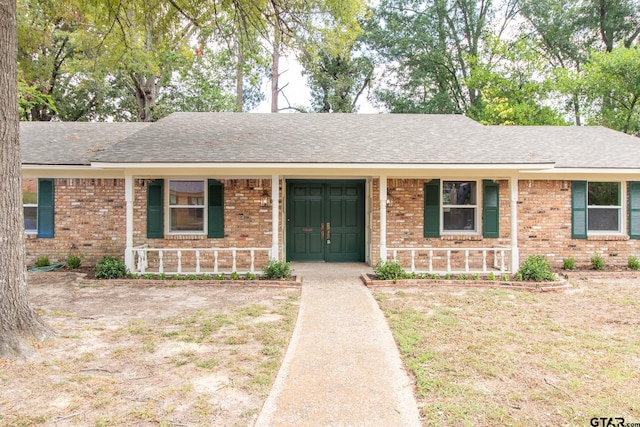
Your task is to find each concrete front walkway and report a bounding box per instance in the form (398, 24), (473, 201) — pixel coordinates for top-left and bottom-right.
(255, 263), (421, 426)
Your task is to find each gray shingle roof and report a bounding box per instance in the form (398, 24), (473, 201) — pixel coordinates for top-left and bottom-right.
(92, 113), (553, 165)
(21, 113), (640, 169)
(488, 126), (640, 168)
(20, 122), (150, 165)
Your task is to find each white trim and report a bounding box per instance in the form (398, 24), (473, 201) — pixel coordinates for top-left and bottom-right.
(124, 175), (134, 271)
(586, 181), (625, 236)
(510, 176), (519, 270)
(166, 179), (207, 235)
(379, 176), (388, 262)
(90, 162), (555, 171)
(441, 180), (480, 235)
(271, 175), (279, 260)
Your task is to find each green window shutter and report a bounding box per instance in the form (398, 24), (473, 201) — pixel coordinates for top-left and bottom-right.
(424, 179), (440, 238)
(147, 179), (164, 238)
(571, 181), (587, 239)
(37, 178), (54, 238)
(629, 182), (640, 239)
(483, 180), (500, 238)
(208, 179), (224, 238)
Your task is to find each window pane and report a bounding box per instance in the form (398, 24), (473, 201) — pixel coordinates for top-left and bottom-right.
(588, 182), (619, 206)
(169, 181), (204, 206)
(24, 206), (37, 231)
(443, 207), (476, 231)
(170, 207), (204, 232)
(23, 178), (37, 204)
(588, 207), (619, 231)
(443, 181), (476, 205)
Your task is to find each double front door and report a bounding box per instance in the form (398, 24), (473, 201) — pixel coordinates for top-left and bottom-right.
(286, 180), (365, 262)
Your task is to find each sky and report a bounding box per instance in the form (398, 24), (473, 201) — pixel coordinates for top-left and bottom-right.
(255, 55), (379, 114)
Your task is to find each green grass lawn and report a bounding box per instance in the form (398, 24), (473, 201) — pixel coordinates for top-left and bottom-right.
(375, 279), (640, 426)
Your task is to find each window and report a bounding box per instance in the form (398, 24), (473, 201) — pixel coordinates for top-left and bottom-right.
(146, 179), (224, 238)
(169, 180), (205, 232)
(442, 181), (477, 232)
(588, 182), (621, 233)
(572, 181), (623, 238)
(23, 178), (38, 233)
(424, 179), (499, 238)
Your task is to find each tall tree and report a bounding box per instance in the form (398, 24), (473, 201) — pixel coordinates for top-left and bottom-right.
(367, 0), (518, 114)
(17, 0), (83, 120)
(301, 42), (373, 113)
(1, 0), (52, 359)
(582, 47), (640, 135)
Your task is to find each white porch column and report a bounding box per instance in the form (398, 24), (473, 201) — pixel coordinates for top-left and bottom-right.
(124, 175), (135, 272)
(379, 176), (388, 262)
(510, 176), (519, 271)
(271, 175), (280, 260)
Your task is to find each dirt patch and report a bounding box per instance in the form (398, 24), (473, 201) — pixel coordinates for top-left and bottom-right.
(0, 272), (301, 426)
(373, 277), (640, 426)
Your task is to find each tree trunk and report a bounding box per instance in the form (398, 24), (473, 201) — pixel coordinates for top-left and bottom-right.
(129, 72), (159, 122)
(0, 0), (53, 359)
(271, 27), (281, 113)
(236, 38), (245, 113)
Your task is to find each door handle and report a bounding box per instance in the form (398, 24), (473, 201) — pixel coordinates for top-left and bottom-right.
(326, 222), (331, 240)
(321, 223), (324, 239)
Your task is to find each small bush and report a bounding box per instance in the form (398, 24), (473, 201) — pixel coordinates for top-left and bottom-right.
(563, 257), (576, 270)
(487, 271), (495, 281)
(517, 255), (556, 281)
(35, 255), (50, 268)
(373, 260), (407, 281)
(185, 274), (199, 280)
(263, 260), (293, 280)
(94, 256), (127, 279)
(628, 256), (640, 270)
(245, 272), (257, 280)
(444, 273), (451, 280)
(457, 274), (468, 280)
(502, 274), (510, 281)
(591, 254), (605, 271)
(230, 271), (242, 280)
(472, 273), (479, 280)
(66, 254), (82, 269)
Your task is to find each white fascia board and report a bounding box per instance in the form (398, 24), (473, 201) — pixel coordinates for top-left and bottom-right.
(21, 164), (124, 179)
(521, 168), (640, 180)
(90, 162), (555, 170)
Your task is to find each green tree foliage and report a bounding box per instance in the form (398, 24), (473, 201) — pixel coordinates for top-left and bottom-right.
(301, 40), (373, 113)
(367, 0), (518, 114)
(468, 38), (568, 125)
(582, 47), (640, 135)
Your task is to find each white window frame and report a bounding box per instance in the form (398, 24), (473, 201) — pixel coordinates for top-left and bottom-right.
(587, 181), (625, 235)
(166, 179), (207, 235)
(441, 180), (480, 235)
(23, 178), (38, 234)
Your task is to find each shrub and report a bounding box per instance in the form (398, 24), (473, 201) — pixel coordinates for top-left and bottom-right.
(230, 271), (242, 280)
(66, 254), (82, 269)
(563, 257), (576, 270)
(35, 255), (50, 268)
(263, 260), (293, 280)
(374, 260), (407, 281)
(591, 254), (605, 271)
(444, 273), (451, 280)
(472, 273), (479, 280)
(517, 255), (556, 281)
(245, 272), (257, 280)
(94, 256), (128, 279)
(185, 274), (199, 280)
(628, 256), (640, 270)
(487, 271), (495, 280)
(457, 274), (468, 280)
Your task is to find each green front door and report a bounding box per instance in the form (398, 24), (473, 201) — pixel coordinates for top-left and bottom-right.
(287, 181), (365, 262)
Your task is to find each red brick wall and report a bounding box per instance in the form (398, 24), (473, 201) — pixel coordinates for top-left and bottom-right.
(132, 178), (281, 271)
(25, 178), (283, 271)
(518, 180), (636, 268)
(25, 178), (126, 265)
(371, 178), (512, 271)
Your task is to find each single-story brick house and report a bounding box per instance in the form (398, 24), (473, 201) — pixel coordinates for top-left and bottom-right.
(20, 112), (640, 274)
